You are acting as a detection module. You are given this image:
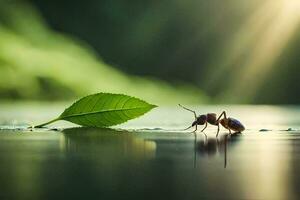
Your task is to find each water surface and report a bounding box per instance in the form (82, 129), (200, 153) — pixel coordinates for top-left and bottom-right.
(0, 104), (300, 199)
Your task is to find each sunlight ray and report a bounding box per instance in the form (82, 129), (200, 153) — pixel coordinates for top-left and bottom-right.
(222, 0), (300, 102)
(205, 0), (300, 102)
(205, 1), (281, 88)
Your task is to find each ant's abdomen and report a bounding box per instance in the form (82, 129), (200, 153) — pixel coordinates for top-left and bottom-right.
(228, 118), (245, 132)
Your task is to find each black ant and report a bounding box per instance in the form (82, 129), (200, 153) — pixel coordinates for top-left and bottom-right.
(179, 104), (245, 136)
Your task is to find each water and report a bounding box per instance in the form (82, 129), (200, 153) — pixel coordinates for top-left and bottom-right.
(0, 103), (300, 200)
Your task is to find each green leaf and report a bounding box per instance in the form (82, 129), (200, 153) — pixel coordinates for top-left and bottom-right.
(35, 93), (157, 128)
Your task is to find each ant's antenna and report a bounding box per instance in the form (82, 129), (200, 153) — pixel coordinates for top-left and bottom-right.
(178, 104), (197, 120)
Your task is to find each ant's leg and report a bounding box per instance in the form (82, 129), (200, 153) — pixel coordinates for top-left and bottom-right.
(202, 131), (207, 140)
(216, 123), (220, 137)
(217, 111), (227, 121)
(201, 122), (208, 132)
(192, 125), (198, 133)
(179, 104), (197, 120)
(183, 125), (193, 131)
(220, 111), (232, 135)
(224, 134), (228, 168)
(216, 111), (227, 137)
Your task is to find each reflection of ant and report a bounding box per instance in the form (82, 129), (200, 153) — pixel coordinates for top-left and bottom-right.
(193, 133), (232, 168)
(179, 104), (245, 137)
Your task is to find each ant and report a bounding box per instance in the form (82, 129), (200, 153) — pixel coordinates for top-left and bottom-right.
(179, 104), (245, 137)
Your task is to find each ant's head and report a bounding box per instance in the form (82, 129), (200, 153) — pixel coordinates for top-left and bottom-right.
(193, 114), (207, 126)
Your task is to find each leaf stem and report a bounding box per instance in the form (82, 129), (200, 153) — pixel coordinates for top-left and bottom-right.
(34, 118), (60, 128)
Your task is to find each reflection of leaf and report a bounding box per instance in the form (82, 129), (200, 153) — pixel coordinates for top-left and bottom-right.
(35, 93), (157, 128)
(62, 128), (157, 159)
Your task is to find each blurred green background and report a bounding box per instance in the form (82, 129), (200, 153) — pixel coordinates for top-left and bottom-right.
(0, 0), (299, 104)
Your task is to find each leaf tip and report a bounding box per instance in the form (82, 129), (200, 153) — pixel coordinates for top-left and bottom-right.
(150, 104), (158, 108)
